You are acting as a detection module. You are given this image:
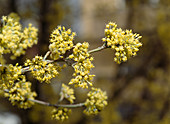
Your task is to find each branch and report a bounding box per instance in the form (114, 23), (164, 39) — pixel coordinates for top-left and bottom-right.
(3, 89), (85, 108)
(88, 43), (107, 54)
(28, 98), (85, 108)
(43, 51), (51, 60)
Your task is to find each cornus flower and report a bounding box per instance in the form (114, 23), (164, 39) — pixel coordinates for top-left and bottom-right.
(69, 42), (95, 88)
(0, 14), (38, 61)
(0, 62), (36, 109)
(84, 87), (108, 115)
(60, 84), (75, 104)
(49, 26), (76, 60)
(0, 63), (22, 90)
(4, 75), (37, 109)
(102, 22), (142, 64)
(25, 56), (62, 83)
(52, 107), (71, 121)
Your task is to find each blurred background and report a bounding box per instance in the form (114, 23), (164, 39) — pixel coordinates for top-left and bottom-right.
(0, 0), (170, 124)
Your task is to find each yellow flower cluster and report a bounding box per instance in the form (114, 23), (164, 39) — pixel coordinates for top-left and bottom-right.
(4, 75), (37, 109)
(84, 87), (108, 115)
(25, 56), (61, 83)
(68, 42), (95, 88)
(49, 26), (76, 60)
(0, 63), (36, 109)
(60, 84), (75, 104)
(0, 64), (22, 90)
(102, 22), (142, 64)
(0, 14), (38, 61)
(22, 23), (38, 49)
(52, 107), (71, 121)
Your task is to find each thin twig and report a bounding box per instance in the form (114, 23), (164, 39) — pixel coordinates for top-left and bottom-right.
(21, 66), (30, 73)
(57, 83), (64, 104)
(43, 51), (51, 60)
(88, 43), (106, 54)
(58, 93), (64, 103)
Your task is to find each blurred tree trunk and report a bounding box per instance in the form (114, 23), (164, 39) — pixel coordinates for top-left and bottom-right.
(39, 0), (52, 53)
(125, 0), (134, 28)
(9, 0), (17, 13)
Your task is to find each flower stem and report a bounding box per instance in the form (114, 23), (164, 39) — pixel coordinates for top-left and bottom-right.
(43, 51), (51, 60)
(88, 43), (106, 54)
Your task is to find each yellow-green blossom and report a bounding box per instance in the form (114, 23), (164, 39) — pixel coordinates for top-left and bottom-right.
(22, 23), (38, 48)
(0, 64), (36, 109)
(49, 26), (76, 60)
(4, 75), (37, 109)
(102, 22), (142, 64)
(84, 87), (108, 115)
(25, 56), (61, 83)
(0, 14), (38, 61)
(69, 42), (90, 61)
(60, 84), (75, 104)
(69, 42), (95, 88)
(0, 63), (22, 90)
(52, 107), (71, 121)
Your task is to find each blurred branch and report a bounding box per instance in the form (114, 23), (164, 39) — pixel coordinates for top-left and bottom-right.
(9, 0), (17, 12)
(57, 83), (64, 104)
(159, 94), (170, 120)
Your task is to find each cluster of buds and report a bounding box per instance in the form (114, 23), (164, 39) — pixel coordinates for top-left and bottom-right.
(25, 56), (62, 83)
(4, 76), (37, 109)
(49, 26), (76, 60)
(0, 13), (38, 62)
(0, 63), (22, 90)
(84, 88), (108, 115)
(52, 107), (71, 121)
(60, 84), (75, 104)
(102, 22), (142, 64)
(69, 42), (95, 88)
